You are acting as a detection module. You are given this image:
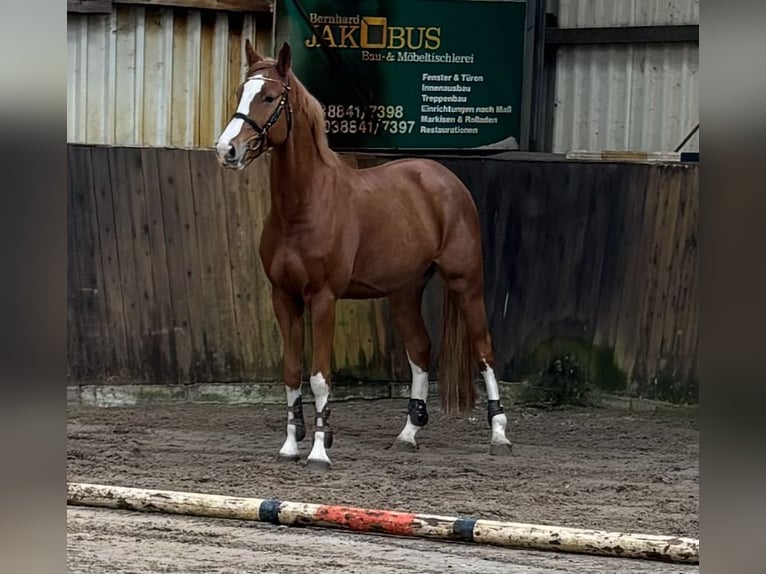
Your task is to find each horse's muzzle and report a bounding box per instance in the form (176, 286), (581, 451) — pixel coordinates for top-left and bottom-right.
(215, 139), (262, 170)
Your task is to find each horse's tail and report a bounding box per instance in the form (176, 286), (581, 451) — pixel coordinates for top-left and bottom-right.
(438, 279), (475, 414)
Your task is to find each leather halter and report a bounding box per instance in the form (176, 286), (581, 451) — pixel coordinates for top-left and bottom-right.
(233, 74), (293, 156)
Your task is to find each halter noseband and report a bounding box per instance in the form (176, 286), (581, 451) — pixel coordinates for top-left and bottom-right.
(232, 75), (293, 156)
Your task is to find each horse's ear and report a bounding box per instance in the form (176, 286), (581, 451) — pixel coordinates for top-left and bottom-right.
(277, 41), (292, 76)
(245, 39), (262, 66)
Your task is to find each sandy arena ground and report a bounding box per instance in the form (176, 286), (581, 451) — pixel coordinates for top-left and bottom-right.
(67, 398), (698, 573)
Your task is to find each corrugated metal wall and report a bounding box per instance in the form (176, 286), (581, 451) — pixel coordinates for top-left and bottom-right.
(67, 5), (269, 148)
(551, 0), (699, 153)
(68, 2), (699, 153)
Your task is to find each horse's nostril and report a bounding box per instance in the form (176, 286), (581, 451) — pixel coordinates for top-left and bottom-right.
(226, 145), (236, 159)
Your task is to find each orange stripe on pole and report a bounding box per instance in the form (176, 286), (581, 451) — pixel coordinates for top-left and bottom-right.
(314, 505), (415, 537)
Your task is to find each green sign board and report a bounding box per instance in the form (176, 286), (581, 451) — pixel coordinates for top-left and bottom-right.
(274, 0), (528, 150)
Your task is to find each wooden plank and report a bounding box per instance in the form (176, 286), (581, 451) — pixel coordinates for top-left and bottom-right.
(619, 166), (664, 382)
(241, 168), (266, 369)
(198, 9), (217, 149)
(219, 151), (282, 380)
(89, 146), (130, 379)
(170, 9), (202, 146)
(189, 150), (240, 380)
(115, 0), (273, 13)
(608, 166), (654, 378)
(122, 146), (175, 381)
(106, 148), (152, 378)
(228, 10), (245, 97)
(156, 149), (211, 382)
(659, 167), (694, 381)
(554, 161), (592, 323)
(67, 149), (85, 380)
(84, 13), (111, 143)
(592, 164), (638, 349)
(68, 146), (107, 380)
(141, 7), (172, 146)
(575, 162), (616, 334)
(240, 155), (282, 378)
(517, 163), (556, 357)
(255, 12), (272, 55)
(113, 5), (140, 144)
(150, 150), (192, 381)
(140, 148), (179, 381)
(676, 168), (699, 383)
(643, 166), (683, 387)
(654, 167), (686, 378)
(670, 167), (699, 388)
(219, 158), (259, 378)
(68, 1), (113, 14)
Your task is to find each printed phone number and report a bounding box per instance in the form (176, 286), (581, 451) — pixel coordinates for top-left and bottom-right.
(325, 119), (415, 135)
(321, 104), (405, 120)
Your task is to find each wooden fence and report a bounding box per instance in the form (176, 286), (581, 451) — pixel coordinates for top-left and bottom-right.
(67, 144), (698, 400)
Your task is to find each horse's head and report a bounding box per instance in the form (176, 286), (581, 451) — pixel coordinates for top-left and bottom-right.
(215, 41), (293, 170)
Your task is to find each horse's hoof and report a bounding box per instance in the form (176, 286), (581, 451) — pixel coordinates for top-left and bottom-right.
(277, 453), (300, 463)
(489, 442), (513, 456)
(305, 458), (331, 471)
(393, 440), (418, 452)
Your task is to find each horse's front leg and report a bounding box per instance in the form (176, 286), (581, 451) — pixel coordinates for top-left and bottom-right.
(272, 289), (306, 462)
(306, 289), (336, 470)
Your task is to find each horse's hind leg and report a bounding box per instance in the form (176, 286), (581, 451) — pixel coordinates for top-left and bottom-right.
(389, 279), (432, 451)
(457, 288), (513, 455)
(437, 236), (513, 455)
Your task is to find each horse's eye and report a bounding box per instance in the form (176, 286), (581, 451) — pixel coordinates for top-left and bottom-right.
(264, 95), (276, 103)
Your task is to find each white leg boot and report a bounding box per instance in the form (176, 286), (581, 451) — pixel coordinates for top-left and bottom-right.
(306, 373), (332, 470)
(482, 361), (512, 456)
(395, 356), (429, 451)
(277, 386), (304, 462)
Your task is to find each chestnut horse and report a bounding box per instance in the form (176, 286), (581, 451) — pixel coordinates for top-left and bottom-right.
(215, 41), (512, 469)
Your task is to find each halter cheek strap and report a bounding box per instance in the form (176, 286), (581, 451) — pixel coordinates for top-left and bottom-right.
(234, 75), (293, 155)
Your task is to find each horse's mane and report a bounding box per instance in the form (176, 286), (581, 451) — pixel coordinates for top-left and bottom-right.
(247, 59), (341, 168)
(288, 71), (342, 168)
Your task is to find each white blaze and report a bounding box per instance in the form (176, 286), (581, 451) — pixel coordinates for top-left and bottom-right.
(216, 74), (265, 155)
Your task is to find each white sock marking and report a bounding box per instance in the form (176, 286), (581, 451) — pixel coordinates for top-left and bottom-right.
(308, 373), (331, 464)
(397, 416), (420, 444)
(216, 74), (265, 155)
(409, 356), (428, 401)
(396, 356), (429, 446)
(278, 386), (302, 458)
(482, 361), (511, 446)
(490, 412), (511, 445)
(482, 360), (500, 401)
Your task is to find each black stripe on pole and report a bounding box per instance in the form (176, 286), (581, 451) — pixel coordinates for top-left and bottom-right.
(452, 518), (477, 542)
(259, 499), (282, 524)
